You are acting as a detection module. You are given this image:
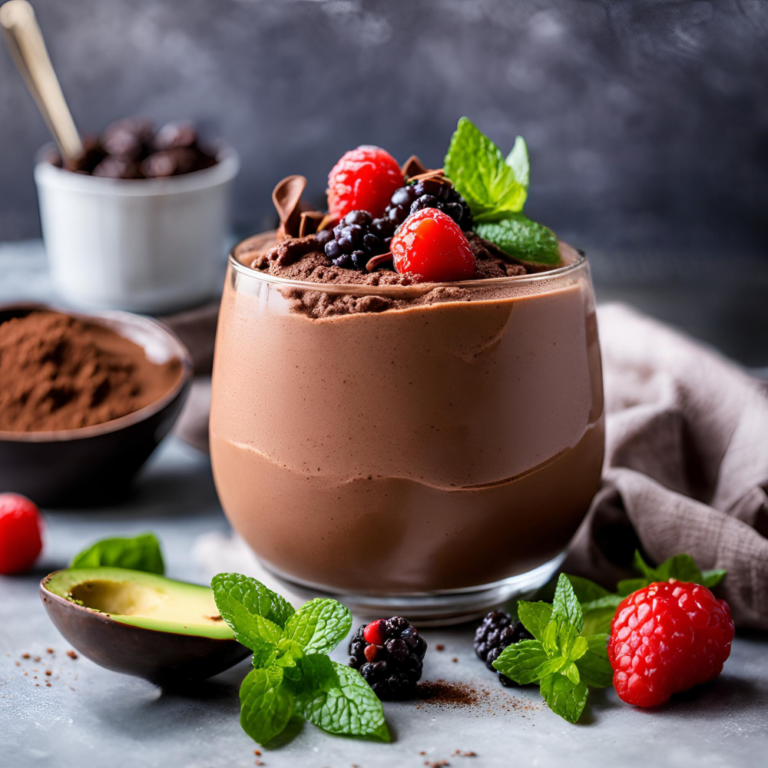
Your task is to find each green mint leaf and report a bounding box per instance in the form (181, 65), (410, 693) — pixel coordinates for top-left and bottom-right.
(505, 136), (529, 192)
(552, 574), (584, 635)
(543, 620), (560, 655)
(287, 653), (337, 697)
(702, 569), (727, 588)
(475, 215), (560, 266)
(564, 575), (612, 604)
(239, 666), (294, 746)
(517, 601), (553, 641)
(444, 117), (526, 221)
(567, 635), (589, 663)
(616, 578), (648, 596)
(581, 605), (617, 637)
(540, 673), (589, 724)
(296, 662), (389, 742)
(562, 661), (581, 685)
(632, 551), (657, 580)
(575, 634), (612, 689)
(212, 573), (295, 651)
(284, 598), (352, 655)
(492, 639), (550, 684)
(71, 532), (164, 574)
(658, 554), (704, 583)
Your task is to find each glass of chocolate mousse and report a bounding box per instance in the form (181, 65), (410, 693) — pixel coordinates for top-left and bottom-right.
(211, 126), (604, 621)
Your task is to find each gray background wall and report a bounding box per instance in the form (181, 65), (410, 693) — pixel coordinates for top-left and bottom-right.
(1, 0), (767, 255)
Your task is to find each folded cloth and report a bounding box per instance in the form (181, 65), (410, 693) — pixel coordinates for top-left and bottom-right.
(565, 304), (768, 630)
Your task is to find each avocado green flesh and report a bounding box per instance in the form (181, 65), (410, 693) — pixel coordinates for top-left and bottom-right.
(45, 567), (235, 640)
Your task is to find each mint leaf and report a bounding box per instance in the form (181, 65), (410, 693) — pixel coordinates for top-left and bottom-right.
(71, 532), (164, 574)
(616, 578), (647, 596)
(475, 216), (560, 266)
(632, 551), (657, 581)
(552, 574), (584, 635)
(444, 117), (526, 222)
(239, 667), (294, 745)
(567, 636), (589, 663)
(580, 604), (618, 636)
(564, 575), (612, 604)
(540, 673), (589, 724)
(284, 598), (352, 655)
(492, 639), (551, 684)
(562, 661), (580, 685)
(575, 634), (612, 689)
(517, 601), (553, 641)
(288, 653), (337, 697)
(212, 574), (295, 650)
(505, 136), (529, 192)
(296, 662), (389, 742)
(702, 569), (727, 588)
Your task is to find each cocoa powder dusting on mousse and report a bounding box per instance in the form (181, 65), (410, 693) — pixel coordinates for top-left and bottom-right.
(0, 311), (182, 432)
(234, 231), (560, 320)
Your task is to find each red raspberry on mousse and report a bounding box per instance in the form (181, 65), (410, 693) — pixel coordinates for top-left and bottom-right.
(391, 208), (477, 282)
(607, 580), (734, 708)
(327, 146), (403, 220)
(0, 493), (44, 575)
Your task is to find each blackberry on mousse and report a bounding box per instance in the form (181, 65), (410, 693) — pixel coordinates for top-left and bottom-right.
(349, 617), (427, 699)
(384, 178), (473, 232)
(474, 611), (533, 687)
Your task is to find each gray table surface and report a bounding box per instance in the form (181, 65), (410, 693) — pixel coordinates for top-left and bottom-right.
(1, 242), (767, 768)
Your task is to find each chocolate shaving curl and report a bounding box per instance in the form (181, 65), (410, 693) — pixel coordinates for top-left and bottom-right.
(366, 252), (394, 272)
(401, 155), (428, 178)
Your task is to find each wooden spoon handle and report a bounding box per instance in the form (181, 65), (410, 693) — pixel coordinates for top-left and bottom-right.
(0, 0), (83, 162)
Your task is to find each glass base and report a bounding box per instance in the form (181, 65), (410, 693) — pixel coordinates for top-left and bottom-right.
(264, 553), (565, 626)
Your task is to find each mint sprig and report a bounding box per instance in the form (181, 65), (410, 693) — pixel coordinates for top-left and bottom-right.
(567, 551), (727, 635)
(70, 532), (165, 574)
(443, 117), (558, 265)
(211, 574), (389, 746)
(493, 574), (611, 723)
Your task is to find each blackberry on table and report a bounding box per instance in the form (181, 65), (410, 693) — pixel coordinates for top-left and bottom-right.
(349, 617), (427, 699)
(384, 178), (474, 232)
(474, 611), (533, 687)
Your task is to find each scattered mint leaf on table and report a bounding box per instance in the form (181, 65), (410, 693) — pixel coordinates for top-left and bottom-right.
(493, 574), (611, 724)
(70, 532), (164, 574)
(211, 573), (388, 746)
(566, 550), (728, 636)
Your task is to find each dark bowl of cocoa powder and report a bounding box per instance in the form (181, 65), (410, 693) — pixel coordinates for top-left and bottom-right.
(0, 305), (193, 506)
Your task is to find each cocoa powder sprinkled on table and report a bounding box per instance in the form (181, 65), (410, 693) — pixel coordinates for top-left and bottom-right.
(416, 678), (542, 717)
(435, 644), (445, 651)
(66, 651), (78, 660)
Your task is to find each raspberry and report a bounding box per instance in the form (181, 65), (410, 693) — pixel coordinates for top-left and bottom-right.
(474, 611), (533, 687)
(349, 616), (427, 699)
(608, 581), (734, 708)
(327, 146), (404, 221)
(384, 179), (473, 232)
(391, 208), (476, 282)
(0, 494), (44, 574)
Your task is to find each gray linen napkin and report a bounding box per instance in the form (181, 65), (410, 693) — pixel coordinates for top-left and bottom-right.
(565, 304), (768, 630)
(164, 300), (768, 629)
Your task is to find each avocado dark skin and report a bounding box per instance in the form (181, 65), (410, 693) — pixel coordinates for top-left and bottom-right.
(40, 572), (250, 686)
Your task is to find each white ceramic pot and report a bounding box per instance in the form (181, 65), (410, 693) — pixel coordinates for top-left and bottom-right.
(34, 146), (240, 313)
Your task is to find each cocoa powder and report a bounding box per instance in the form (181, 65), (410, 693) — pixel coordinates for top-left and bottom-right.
(0, 311), (182, 433)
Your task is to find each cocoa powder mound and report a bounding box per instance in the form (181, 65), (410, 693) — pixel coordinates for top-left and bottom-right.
(0, 311), (182, 433)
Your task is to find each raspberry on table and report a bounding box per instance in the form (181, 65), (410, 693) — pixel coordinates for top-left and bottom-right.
(0, 494), (44, 575)
(608, 581), (735, 708)
(390, 208), (476, 282)
(327, 146), (404, 221)
(474, 611), (533, 687)
(349, 616), (427, 699)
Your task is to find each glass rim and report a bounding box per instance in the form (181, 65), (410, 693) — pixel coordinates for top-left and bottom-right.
(228, 236), (589, 297)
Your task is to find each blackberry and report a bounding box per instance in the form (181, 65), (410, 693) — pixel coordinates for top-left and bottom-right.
(383, 178), (473, 232)
(349, 617), (427, 699)
(322, 210), (395, 270)
(474, 611), (533, 687)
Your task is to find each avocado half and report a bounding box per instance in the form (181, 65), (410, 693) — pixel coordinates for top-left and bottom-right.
(40, 567), (250, 685)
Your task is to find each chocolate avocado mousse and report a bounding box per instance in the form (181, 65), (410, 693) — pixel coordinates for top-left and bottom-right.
(210, 120), (604, 615)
